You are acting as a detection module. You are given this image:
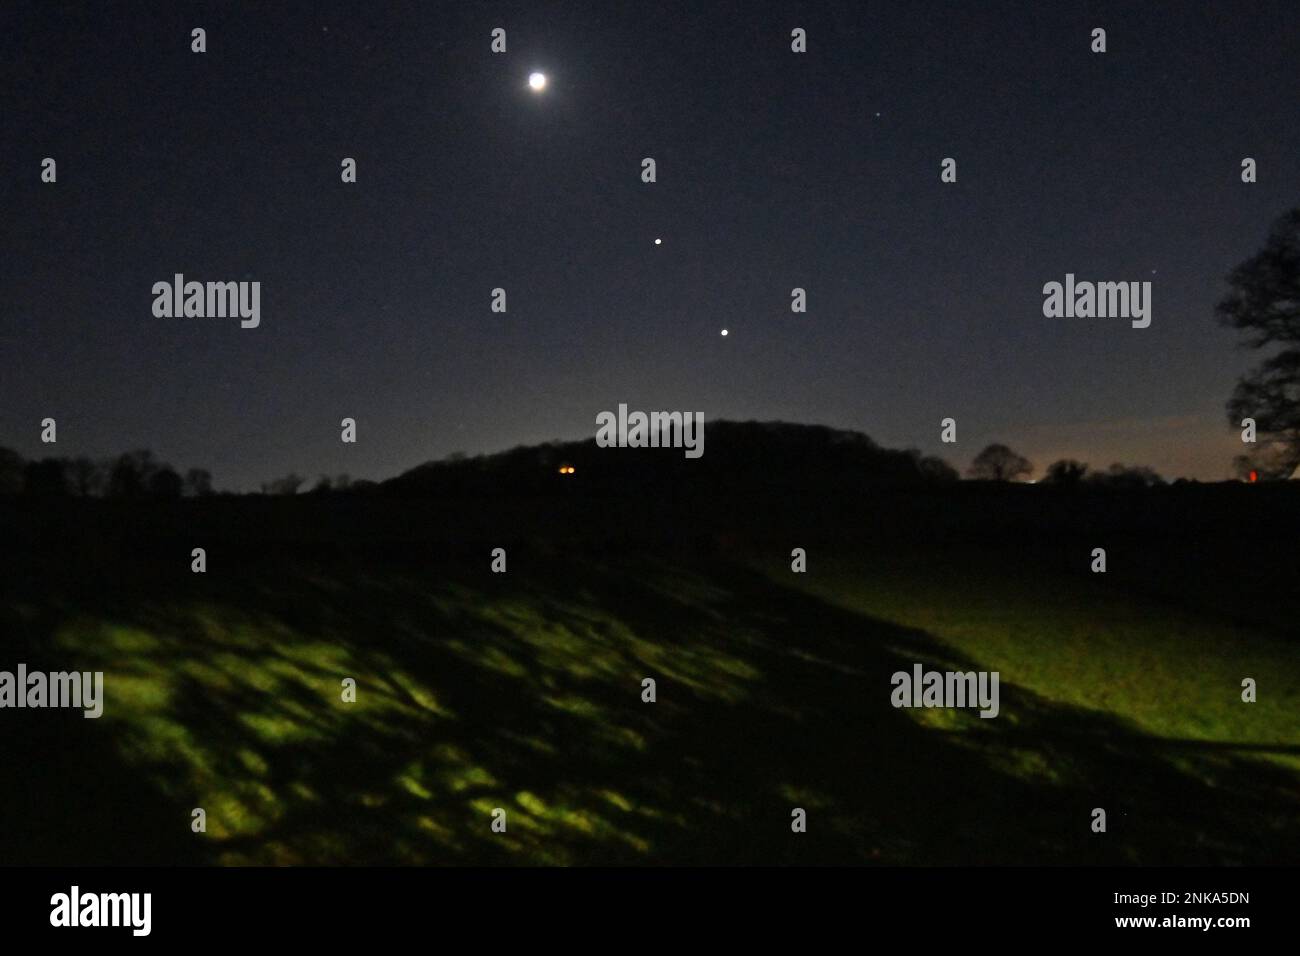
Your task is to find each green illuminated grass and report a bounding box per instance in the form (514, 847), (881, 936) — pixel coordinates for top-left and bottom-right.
(3, 538), (1297, 865)
(760, 548), (1300, 767)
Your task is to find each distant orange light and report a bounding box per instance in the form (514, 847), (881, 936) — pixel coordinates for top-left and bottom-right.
(1249, 470), (1258, 483)
(558, 465), (575, 475)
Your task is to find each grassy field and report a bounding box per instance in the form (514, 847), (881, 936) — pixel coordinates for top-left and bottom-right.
(766, 545), (1300, 765)
(2, 496), (1297, 866)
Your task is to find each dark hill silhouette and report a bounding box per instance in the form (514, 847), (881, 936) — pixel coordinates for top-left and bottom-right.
(383, 420), (957, 498)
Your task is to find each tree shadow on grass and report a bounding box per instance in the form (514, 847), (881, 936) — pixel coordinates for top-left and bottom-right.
(3, 543), (1297, 865)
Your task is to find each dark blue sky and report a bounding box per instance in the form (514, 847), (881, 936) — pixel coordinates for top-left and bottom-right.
(3, 0), (1298, 487)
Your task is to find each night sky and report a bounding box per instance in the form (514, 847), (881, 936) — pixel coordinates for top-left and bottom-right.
(3, 1), (1298, 489)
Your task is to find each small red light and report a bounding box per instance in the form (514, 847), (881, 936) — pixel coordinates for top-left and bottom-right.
(1249, 470), (1258, 483)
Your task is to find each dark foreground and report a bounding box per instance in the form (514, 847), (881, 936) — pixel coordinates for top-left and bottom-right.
(1, 484), (1297, 865)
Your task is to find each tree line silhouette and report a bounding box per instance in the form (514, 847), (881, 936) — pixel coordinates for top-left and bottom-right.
(0, 448), (210, 499)
(966, 445), (1166, 487)
(0, 447), (357, 499)
(0, 435), (1180, 501)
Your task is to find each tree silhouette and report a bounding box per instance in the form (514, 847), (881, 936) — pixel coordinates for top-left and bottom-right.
(967, 444), (1033, 482)
(68, 457), (104, 497)
(23, 458), (68, 497)
(184, 468), (214, 497)
(108, 450), (158, 498)
(916, 454), (959, 482)
(1218, 207), (1300, 479)
(1042, 459), (1088, 485)
(148, 465), (183, 499)
(0, 447), (23, 496)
